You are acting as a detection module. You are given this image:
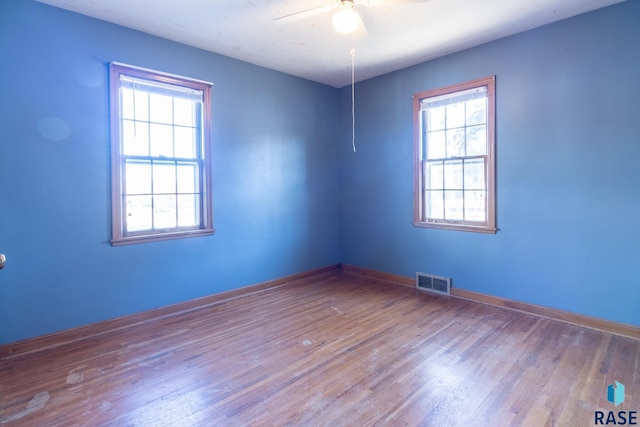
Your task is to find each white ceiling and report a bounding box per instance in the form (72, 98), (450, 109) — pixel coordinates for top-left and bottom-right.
(36, 0), (624, 88)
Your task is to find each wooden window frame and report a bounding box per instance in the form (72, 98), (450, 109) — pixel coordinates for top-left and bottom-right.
(413, 76), (496, 234)
(109, 63), (214, 246)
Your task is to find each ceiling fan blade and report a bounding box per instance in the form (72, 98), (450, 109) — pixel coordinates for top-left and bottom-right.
(273, 4), (337, 25)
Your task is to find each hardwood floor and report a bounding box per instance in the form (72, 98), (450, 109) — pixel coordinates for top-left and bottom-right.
(1, 271), (638, 426)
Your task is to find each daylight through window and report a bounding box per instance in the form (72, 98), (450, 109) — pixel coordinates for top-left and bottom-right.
(413, 76), (496, 233)
(109, 63), (214, 245)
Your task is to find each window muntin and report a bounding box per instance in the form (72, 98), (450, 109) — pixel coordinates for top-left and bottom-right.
(110, 63), (214, 245)
(413, 76), (496, 233)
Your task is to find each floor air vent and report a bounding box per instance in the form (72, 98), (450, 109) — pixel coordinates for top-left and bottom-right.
(416, 273), (451, 296)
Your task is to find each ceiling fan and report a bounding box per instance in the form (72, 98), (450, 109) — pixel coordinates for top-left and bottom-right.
(274, 0), (430, 34)
(274, 0), (430, 153)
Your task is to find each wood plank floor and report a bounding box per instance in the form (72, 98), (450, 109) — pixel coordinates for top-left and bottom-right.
(1, 271), (638, 426)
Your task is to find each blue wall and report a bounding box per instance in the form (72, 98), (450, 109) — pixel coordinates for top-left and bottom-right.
(0, 0), (340, 344)
(340, 1), (640, 327)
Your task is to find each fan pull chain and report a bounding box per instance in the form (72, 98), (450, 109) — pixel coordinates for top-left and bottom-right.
(350, 45), (356, 152)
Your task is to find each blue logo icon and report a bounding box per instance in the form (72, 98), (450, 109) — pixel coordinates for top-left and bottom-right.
(608, 381), (625, 406)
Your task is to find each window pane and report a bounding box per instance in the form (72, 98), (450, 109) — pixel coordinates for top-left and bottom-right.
(111, 63), (213, 243)
(153, 195), (177, 229)
(464, 158), (486, 191)
(428, 106), (446, 131)
(153, 162), (176, 194)
(121, 88), (149, 121)
(466, 125), (486, 156)
(427, 130), (445, 159)
(444, 190), (464, 220)
(178, 194), (199, 227)
(125, 195), (152, 232)
(125, 161), (152, 195)
(150, 123), (174, 157)
(121, 88), (134, 120)
(464, 190), (486, 222)
(425, 162), (443, 190)
(446, 128), (465, 158)
(443, 160), (463, 190)
(174, 126), (197, 159)
(466, 98), (486, 126)
(122, 121), (150, 156)
(446, 102), (465, 128)
(174, 98), (196, 127)
(177, 163), (198, 194)
(149, 93), (173, 124)
(413, 76), (495, 232)
(426, 190), (444, 220)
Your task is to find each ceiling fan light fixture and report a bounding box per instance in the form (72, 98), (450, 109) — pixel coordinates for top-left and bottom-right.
(332, 6), (360, 34)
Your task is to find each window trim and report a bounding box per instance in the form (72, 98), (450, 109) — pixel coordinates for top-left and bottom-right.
(413, 76), (496, 234)
(109, 62), (214, 246)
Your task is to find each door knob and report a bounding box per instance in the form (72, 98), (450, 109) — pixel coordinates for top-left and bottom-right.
(0, 254), (5, 270)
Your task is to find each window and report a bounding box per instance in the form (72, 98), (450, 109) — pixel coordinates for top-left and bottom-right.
(413, 76), (496, 233)
(109, 63), (214, 245)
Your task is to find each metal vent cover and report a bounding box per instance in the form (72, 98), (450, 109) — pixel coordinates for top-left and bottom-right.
(416, 272), (451, 296)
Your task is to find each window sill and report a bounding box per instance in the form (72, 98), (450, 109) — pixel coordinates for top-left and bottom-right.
(413, 221), (497, 234)
(111, 228), (215, 246)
